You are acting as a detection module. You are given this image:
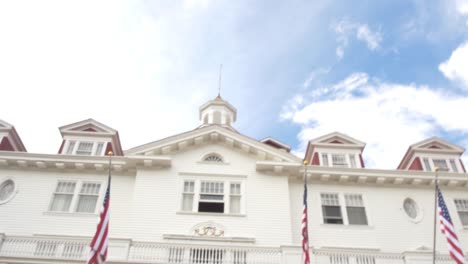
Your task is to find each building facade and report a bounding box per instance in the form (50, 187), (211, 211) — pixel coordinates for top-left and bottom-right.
(0, 97), (467, 264)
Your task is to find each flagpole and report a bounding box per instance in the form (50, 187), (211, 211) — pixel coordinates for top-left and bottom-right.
(432, 166), (439, 264)
(302, 160), (310, 264)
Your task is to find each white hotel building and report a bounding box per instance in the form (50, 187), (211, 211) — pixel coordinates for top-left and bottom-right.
(0, 96), (467, 264)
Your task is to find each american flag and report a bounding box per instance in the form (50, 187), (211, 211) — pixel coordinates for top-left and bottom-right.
(437, 185), (466, 264)
(88, 175), (111, 264)
(302, 175), (310, 264)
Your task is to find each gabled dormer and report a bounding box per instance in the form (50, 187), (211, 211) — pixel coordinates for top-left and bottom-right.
(304, 132), (366, 168)
(260, 137), (291, 152)
(58, 119), (123, 156)
(0, 120), (27, 152)
(397, 137), (466, 173)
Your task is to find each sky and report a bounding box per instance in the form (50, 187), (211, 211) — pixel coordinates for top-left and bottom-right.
(1, 0), (468, 169)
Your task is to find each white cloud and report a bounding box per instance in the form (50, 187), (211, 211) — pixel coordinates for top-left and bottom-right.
(439, 41), (468, 89)
(303, 68), (330, 88)
(332, 19), (382, 59)
(356, 25), (382, 50)
(455, 0), (468, 15)
(282, 73), (468, 169)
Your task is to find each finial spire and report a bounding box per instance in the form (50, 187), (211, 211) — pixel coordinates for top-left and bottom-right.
(218, 64), (223, 97)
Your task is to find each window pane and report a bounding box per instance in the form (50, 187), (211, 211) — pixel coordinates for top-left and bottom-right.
(349, 155), (356, 168)
(182, 194), (193, 211)
(345, 194), (364, 207)
(433, 159), (449, 171)
(423, 158), (431, 171)
(450, 160), (458, 173)
(201, 182), (224, 194)
(0, 180), (15, 201)
(321, 153), (329, 166)
(459, 212), (468, 226)
(76, 195), (98, 213)
(184, 181), (194, 193)
(198, 202), (224, 213)
(200, 194), (224, 201)
(50, 194), (73, 211)
(332, 154), (347, 167)
(66, 141), (76, 154)
(321, 193), (340, 206)
(56, 182), (76, 193)
(323, 205), (342, 217)
(347, 207), (368, 225)
(230, 195), (241, 214)
(76, 142), (94, 155)
(455, 199), (468, 225)
(80, 183), (100, 194)
(230, 183), (241, 194)
(95, 143), (104, 156)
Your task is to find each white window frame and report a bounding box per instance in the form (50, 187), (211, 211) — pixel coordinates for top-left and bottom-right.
(454, 199), (468, 227)
(421, 157), (460, 173)
(180, 179), (244, 215)
(48, 180), (103, 214)
(320, 192), (369, 226)
(320, 153), (360, 168)
(64, 140), (106, 156)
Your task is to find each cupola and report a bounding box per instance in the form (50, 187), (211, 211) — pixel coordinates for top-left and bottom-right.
(199, 95), (237, 129)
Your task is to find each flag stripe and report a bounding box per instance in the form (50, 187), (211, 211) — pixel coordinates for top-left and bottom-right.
(302, 170), (310, 264)
(88, 174), (111, 264)
(437, 185), (466, 264)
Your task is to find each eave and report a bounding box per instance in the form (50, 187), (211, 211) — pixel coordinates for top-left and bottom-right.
(257, 162), (468, 188)
(0, 151), (171, 174)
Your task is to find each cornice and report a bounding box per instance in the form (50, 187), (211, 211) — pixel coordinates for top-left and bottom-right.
(0, 151), (171, 174)
(256, 161), (468, 188)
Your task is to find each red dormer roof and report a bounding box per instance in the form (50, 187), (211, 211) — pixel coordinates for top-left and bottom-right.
(58, 118), (123, 156)
(0, 119), (27, 152)
(397, 137), (465, 170)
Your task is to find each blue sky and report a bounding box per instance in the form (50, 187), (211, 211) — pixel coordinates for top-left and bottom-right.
(1, 0), (468, 169)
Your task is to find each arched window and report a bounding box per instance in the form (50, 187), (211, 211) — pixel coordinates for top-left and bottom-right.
(203, 153), (223, 163)
(0, 179), (15, 204)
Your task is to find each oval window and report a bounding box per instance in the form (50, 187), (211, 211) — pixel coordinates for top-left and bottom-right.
(403, 198), (419, 219)
(0, 179), (15, 203)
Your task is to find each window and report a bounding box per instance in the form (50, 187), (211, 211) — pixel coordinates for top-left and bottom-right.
(422, 158), (431, 171)
(320, 153), (359, 168)
(345, 194), (368, 225)
(454, 199), (468, 226)
(450, 160), (459, 173)
(321, 153), (329, 166)
(0, 179), (15, 204)
(230, 183), (241, 214)
(332, 154), (348, 167)
(349, 155), (357, 168)
(49, 181), (101, 213)
(203, 153), (223, 163)
(76, 183), (101, 213)
(182, 181), (195, 211)
(321, 193), (343, 224)
(321, 193), (369, 225)
(199, 182), (224, 213)
(49, 181), (76, 212)
(422, 158), (459, 172)
(65, 141), (106, 156)
(181, 180), (243, 214)
(433, 159), (449, 172)
(403, 198), (419, 219)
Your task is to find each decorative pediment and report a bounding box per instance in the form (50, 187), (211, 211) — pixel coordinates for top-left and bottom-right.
(125, 126), (301, 163)
(310, 132), (365, 148)
(412, 137), (464, 153)
(59, 118), (117, 135)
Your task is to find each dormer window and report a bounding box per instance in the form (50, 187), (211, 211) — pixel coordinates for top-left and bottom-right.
(320, 153), (359, 168)
(422, 158), (459, 172)
(203, 153), (223, 163)
(65, 141), (106, 156)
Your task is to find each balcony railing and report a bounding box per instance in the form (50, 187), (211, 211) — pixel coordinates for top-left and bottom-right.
(0, 235), (461, 264)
